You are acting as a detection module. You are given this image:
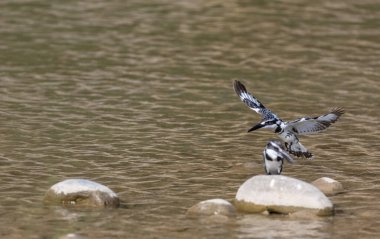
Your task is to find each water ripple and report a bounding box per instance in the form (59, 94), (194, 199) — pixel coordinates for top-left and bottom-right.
(0, 0), (380, 238)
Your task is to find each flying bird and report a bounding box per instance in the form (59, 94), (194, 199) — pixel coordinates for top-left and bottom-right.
(233, 80), (344, 159)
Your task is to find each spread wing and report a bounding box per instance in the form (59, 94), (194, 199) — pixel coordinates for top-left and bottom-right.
(285, 108), (345, 135)
(233, 80), (279, 120)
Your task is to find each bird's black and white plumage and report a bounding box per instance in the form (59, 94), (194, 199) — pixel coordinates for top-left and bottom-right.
(233, 80), (345, 159)
(263, 140), (294, 175)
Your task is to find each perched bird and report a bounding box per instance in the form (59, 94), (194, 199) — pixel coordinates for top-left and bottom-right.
(263, 140), (294, 175)
(233, 80), (344, 159)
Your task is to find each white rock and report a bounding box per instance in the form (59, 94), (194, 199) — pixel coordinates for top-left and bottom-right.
(235, 175), (333, 216)
(312, 177), (343, 196)
(187, 198), (236, 216)
(58, 233), (87, 239)
(44, 179), (120, 208)
(51, 179), (118, 197)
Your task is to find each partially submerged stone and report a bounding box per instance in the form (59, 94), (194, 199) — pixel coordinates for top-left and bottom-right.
(312, 177), (343, 196)
(44, 179), (120, 208)
(58, 233), (87, 239)
(187, 198), (236, 217)
(235, 175), (333, 216)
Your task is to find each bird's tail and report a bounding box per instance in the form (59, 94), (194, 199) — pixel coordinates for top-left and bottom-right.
(287, 141), (314, 159)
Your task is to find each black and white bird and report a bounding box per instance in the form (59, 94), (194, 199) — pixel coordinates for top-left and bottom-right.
(233, 80), (344, 159)
(263, 140), (294, 175)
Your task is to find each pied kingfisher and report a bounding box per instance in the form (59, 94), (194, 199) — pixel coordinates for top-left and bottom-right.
(263, 140), (294, 175)
(233, 80), (344, 159)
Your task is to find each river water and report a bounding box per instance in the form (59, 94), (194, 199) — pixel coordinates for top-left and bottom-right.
(0, 0), (379, 238)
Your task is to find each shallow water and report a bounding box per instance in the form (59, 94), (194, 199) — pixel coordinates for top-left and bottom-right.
(0, 0), (380, 238)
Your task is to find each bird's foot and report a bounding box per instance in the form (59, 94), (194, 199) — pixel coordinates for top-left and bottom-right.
(288, 150), (313, 159)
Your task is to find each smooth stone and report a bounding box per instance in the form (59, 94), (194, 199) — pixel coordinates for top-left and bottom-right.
(187, 198), (236, 217)
(58, 233), (87, 239)
(312, 177), (343, 196)
(44, 179), (120, 208)
(235, 175), (333, 216)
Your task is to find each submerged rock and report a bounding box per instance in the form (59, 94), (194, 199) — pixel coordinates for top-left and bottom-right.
(187, 198), (236, 217)
(58, 233), (87, 239)
(44, 179), (120, 208)
(312, 177), (343, 196)
(235, 175), (333, 216)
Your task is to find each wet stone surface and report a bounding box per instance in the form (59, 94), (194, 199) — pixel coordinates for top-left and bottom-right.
(187, 198), (236, 217)
(312, 177), (344, 196)
(44, 179), (120, 208)
(235, 175), (333, 216)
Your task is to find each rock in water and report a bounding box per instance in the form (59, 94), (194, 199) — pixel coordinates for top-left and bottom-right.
(312, 177), (343, 196)
(44, 179), (120, 208)
(235, 175), (333, 216)
(187, 198), (236, 217)
(58, 233), (87, 239)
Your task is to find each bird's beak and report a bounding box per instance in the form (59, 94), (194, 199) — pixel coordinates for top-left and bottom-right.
(247, 122), (265, 132)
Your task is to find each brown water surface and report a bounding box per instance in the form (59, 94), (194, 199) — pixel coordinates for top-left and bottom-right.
(0, 0), (379, 238)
